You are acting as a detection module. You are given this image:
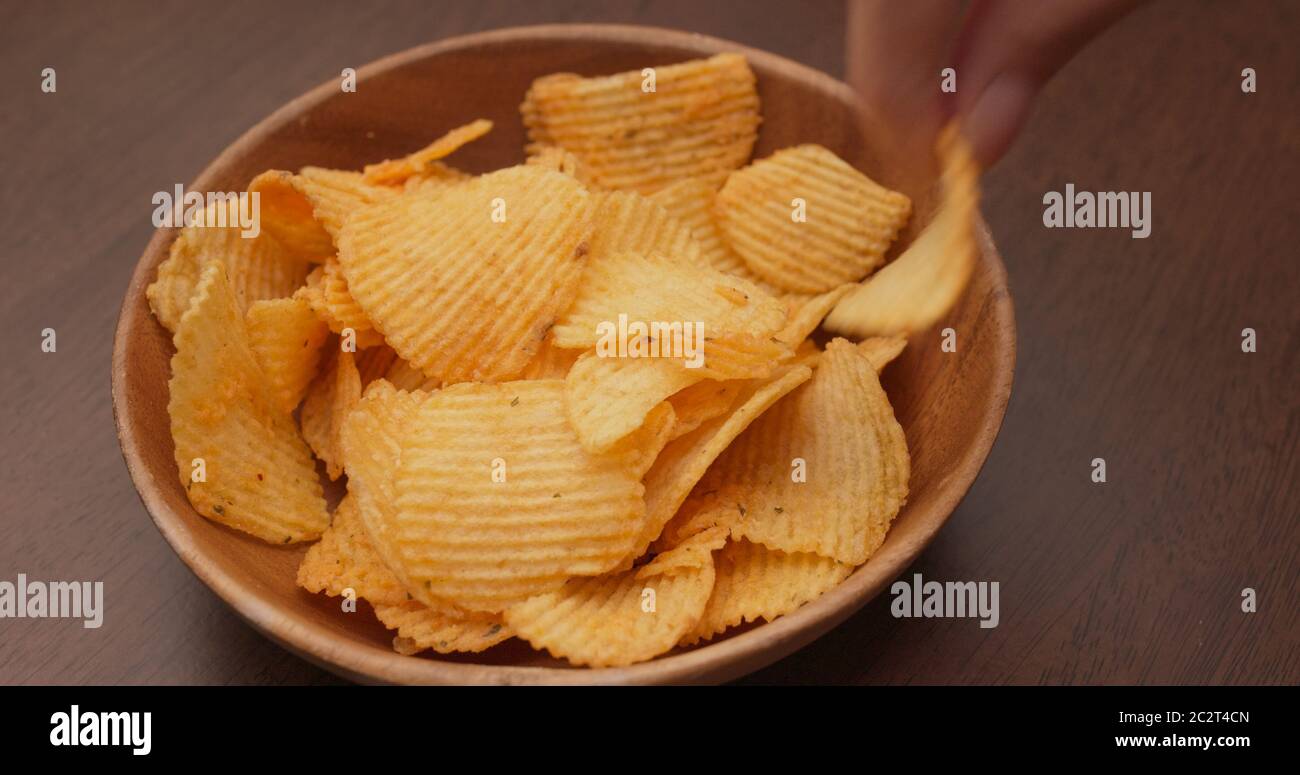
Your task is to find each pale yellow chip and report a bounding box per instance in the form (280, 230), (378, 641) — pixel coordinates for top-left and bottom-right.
(682, 539), (852, 645)
(296, 494), (409, 607)
(525, 145), (590, 184)
(519, 334), (582, 380)
(148, 199), (312, 333)
(382, 355), (440, 392)
(775, 283), (855, 346)
(858, 335), (907, 372)
(522, 53), (760, 194)
(290, 166), (401, 241)
(825, 125), (979, 336)
(587, 189), (705, 267)
(338, 165), (596, 383)
(715, 144), (912, 293)
(608, 400), (677, 482)
(702, 338), (909, 565)
(667, 379), (741, 440)
(393, 380), (646, 612)
(300, 347), (362, 481)
(168, 261), (328, 543)
(504, 535), (716, 667)
(373, 600), (512, 655)
(634, 364), (812, 559)
(563, 350), (703, 454)
(362, 119), (493, 185)
(247, 170), (334, 258)
(294, 258), (385, 349)
(245, 297), (329, 414)
(636, 524), (729, 579)
(648, 177), (756, 278)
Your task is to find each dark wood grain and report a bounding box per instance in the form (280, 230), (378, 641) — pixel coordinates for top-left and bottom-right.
(0, 0), (1295, 685)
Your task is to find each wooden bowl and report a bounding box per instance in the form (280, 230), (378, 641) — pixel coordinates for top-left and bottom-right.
(112, 24), (1015, 684)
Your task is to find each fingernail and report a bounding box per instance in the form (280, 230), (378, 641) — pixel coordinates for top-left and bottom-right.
(960, 72), (1037, 167)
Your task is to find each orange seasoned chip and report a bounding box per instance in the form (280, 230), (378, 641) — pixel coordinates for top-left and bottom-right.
(704, 338), (909, 565)
(168, 261), (328, 543)
(648, 177), (757, 278)
(245, 297), (329, 414)
(247, 170), (334, 258)
(522, 54), (760, 194)
(363, 119), (493, 185)
(294, 258), (385, 349)
(300, 347), (362, 480)
(296, 494), (409, 607)
(290, 166), (401, 241)
(825, 125), (979, 336)
(338, 165), (596, 383)
(716, 144), (912, 293)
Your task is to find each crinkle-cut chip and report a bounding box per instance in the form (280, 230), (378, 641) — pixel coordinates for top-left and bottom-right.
(776, 283), (855, 346)
(300, 348), (362, 481)
(340, 381), (431, 600)
(504, 538), (715, 667)
(648, 177), (759, 279)
(682, 539), (852, 646)
(825, 126), (979, 336)
(394, 380), (646, 612)
(667, 379), (740, 440)
(715, 144), (912, 293)
(383, 355), (440, 392)
(245, 297), (329, 413)
(636, 524), (728, 579)
(522, 53), (760, 195)
(373, 600), (512, 655)
(551, 250), (787, 356)
(247, 170), (334, 258)
(858, 335), (907, 372)
(294, 259), (385, 349)
(291, 166), (400, 240)
(587, 190), (704, 267)
(296, 495), (408, 607)
(608, 400), (676, 481)
(704, 338), (909, 565)
(526, 145), (590, 184)
(519, 334), (581, 380)
(401, 162), (470, 194)
(653, 491), (743, 553)
(633, 364), (812, 558)
(355, 345), (399, 386)
(362, 119), (493, 185)
(147, 200), (312, 332)
(338, 165), (596, 384)
(168, 261), (329, 543)
(564, 351), (703, 454)
(789, 339), (822, 368)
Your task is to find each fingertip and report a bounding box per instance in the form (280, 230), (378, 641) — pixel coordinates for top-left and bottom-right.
(958, 72), (1038, 168)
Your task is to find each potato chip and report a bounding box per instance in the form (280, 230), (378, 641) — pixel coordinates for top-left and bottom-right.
(612, 400), (677, 480)
(636, 524), (728, 578)
(825, 125), (979, 336)
(168, 261), (328, 543)
(702, 338), (908, 565)
(148, 199), (312, 332)
(373, 600), (512, 655)
(652, 496), (741, 554)
(338, 165), (596, 383)
(634, 364), (812, 558)
(525, 144), (589, 183)
(355, 345), (400, 386)
(519, 334), (582, 380)
(363, 119), (493, 185)
(296, 494), (408, 607)
(667, 379), (740, 440)
(775, 283), (855, 346)
(504, 533), (716, 667)
(294, 258), (385, 349)
(382, 355), (440, 393)
(300, 347), (362, 481)
(291, 166), (401, 241)
(393, 380), (646, 612)
(522, 53), (760, 194)
(588, 190), (704, 267)
(564, 351), (702, 454)
(648, 177), (755, 278)
(400, 162), (471, 195)
(682, 539), (852, 645)
(858, 335), (907, 372)
(244, 297), (329, 414)
(247, 170), (334, 258)
(715, 144), (912, 293)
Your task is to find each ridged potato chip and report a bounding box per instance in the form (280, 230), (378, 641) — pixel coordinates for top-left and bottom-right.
(168, 261), (329, 543)
(667, 379), (740, 440)
(682, 539), (852, 645)
(588, 190), (704, 267)
(504, 531), (717, 667)
(612, 400), (677, 481)
(382, 355), (440, 392)
(636, 524), (729, 578)
(776, 283), (855, 346)
(648, 177), (755, 278)
(564, 351), (703, 454)
(291, 166), (401, 241)
(706, 338), (909, 565)
(245, 297), (329, 414)
(525, 144), (589, 183)
(519, 334), (582, 380)
(296, 494), (408, 607)
(363, 119), (493, 185)
(715, 144), (912, 293)
(858, 335), (907, 372)
(295, 258), (385, 349)
(635, 364), (812, 558)
(247, 170), (334, 258)
(148, 199), (312, 332)
(522, 53), (760, 194)
(393, 380), (646, 612)
(373, 600), (511, 655)
(338, 165), (596, 383)
(300, 348), (362, 480)
(825, 126), (979, 336)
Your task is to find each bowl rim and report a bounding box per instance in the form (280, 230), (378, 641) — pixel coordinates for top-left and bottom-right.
(112, 22), (1016, 685)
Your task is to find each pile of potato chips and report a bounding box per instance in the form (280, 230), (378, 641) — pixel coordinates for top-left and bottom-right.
(149, 53), (978, 668)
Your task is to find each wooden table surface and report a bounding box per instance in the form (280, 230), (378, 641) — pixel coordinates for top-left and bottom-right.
(1, 0), (1295, 685)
